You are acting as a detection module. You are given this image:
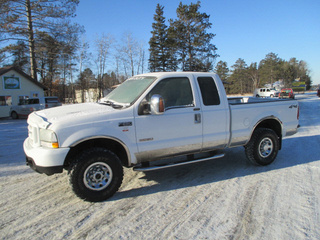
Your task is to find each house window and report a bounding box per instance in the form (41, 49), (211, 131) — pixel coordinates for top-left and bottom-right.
(0, 96), (12, 106)
(31, 92), (39, 97)
(19, 96), (29, 104)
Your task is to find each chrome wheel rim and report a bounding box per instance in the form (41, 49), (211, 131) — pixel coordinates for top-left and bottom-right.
(259, 137), (273, 158)
(84, 162), (113, 191)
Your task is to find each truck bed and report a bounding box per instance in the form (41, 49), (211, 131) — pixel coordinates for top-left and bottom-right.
(227, 97), (298, 148)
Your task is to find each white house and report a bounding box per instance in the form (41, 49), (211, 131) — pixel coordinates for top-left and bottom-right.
(75, 88), (114, 103)
(0, 66), (46, 118)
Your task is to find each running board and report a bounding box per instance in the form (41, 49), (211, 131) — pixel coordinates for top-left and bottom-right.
(133, 153), (225, 172)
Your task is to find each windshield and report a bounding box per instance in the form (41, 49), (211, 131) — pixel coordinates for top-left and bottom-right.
(101, 76), (156, 107)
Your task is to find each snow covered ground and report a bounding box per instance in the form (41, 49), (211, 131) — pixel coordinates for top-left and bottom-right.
(1, 93), (319, 240)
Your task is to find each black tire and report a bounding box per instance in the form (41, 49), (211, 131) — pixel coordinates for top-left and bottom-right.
(245, 128), (279, 166)
(69, 147), (123, 202)
(11, 111), (18, 119)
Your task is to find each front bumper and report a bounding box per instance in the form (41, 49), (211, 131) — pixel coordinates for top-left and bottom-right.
(26, 156), (63, 175)
(23, 138), (70, 175)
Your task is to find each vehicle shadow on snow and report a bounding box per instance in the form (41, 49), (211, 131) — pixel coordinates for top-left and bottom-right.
(113, 135), (320, 201)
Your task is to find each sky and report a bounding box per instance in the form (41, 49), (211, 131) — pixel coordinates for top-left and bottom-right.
(74, 0), (320, 85)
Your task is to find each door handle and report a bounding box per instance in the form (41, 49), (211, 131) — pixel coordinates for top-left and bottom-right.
(194, 113), (201, 124)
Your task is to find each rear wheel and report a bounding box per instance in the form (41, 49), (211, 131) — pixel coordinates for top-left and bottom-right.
(11, 111), (18, 119)
(69, 147), (123, 202)
(245, 128), (279, 166)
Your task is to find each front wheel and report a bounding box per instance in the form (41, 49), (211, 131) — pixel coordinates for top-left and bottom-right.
(69, 148), (123, 202)
(245, 128), (279, 166)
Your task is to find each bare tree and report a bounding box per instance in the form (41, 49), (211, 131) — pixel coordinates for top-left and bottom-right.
(118, 33), (147, 77)
(137, 42), (146, 75)
(120, 33), (139, 76)
(78, 36), (91, 74)
(94, 33), (113, 98)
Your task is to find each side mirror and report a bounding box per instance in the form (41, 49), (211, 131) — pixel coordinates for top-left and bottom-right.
(150, 94), (165, 115)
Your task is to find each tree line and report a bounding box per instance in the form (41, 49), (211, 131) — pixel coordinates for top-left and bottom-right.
(216, 53), (312, 94)
(0, 1), (312, 103)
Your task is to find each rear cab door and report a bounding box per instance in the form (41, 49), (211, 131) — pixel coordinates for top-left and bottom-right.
(194, 73), (230, 151)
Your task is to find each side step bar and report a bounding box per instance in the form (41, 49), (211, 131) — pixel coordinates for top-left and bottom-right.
(133, 153), (225, 172)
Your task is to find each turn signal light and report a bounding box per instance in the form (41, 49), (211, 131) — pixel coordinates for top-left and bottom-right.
(52, 142), (59, 148)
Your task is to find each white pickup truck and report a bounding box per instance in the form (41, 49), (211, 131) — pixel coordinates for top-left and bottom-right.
(24, 72), (299, 202)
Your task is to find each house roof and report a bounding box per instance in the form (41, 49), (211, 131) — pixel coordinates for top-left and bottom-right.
(0, 66), (47, 90)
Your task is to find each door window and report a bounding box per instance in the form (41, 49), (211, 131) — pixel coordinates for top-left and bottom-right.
(147, 77), (194, 109)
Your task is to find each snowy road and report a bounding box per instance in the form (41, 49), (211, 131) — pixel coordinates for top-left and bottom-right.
(1, 93), (319, 240)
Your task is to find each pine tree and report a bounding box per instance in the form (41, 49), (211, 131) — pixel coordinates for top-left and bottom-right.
(170, 1), (218, 71)
(214, 61), (229, 82)
(258, 52), (282, 87)
(149, 4), (177, 72)
(78, 68), (95, 102)
(229, 58), (248, 94)
(2, 41), (29, 71)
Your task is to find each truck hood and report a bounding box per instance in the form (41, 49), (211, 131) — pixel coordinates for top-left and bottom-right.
(32, 103), (117, 127)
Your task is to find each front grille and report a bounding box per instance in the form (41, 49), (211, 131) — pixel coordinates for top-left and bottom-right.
(28, 124), (40, 147)
(28, 125), (33, 145)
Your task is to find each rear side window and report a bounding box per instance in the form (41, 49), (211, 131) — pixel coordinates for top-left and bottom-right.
(45, 98), (59, 103)
(197, 77), (220, 106)
(27, 99), (39, 104)
(33, 99), (40, 104)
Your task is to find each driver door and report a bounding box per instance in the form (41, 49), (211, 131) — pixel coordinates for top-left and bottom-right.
(134, 76), (203, 162)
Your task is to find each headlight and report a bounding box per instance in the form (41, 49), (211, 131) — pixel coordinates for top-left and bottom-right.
(39, 129), (59, 148)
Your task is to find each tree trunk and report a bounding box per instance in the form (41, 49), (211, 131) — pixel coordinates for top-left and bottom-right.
(25, 0), (37, 81)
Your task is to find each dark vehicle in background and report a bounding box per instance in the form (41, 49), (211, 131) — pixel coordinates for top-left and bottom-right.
(317, 87), (320, 97)
(279, 88), (295, 99)
(10, 96), (61, 119)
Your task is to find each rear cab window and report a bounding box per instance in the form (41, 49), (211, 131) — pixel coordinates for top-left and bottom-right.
(197, 77), (220, 106)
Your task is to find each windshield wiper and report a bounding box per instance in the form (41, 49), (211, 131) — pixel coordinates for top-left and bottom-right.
(100, 100), (124, 109)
